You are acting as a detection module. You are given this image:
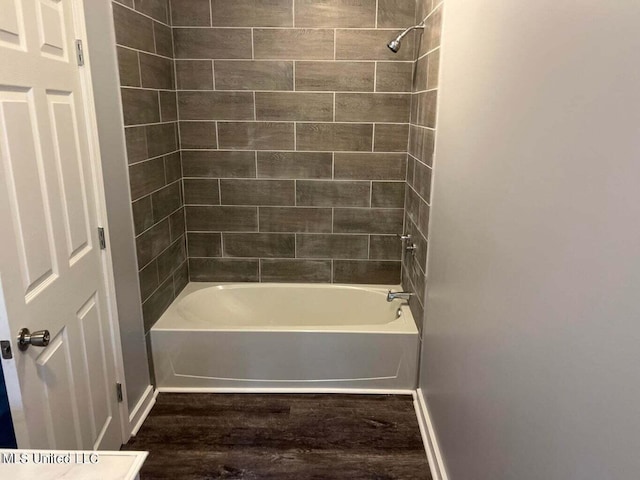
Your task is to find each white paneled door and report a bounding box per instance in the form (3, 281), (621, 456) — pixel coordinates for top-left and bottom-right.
(0, 0), (123, 449)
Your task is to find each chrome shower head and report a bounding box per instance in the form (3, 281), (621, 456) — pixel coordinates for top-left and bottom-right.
(387, 22), (425, 53)
(387, 38), (402, 53)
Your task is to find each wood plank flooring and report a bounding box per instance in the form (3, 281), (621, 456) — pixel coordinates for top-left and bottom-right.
(123, 393), (431, 479)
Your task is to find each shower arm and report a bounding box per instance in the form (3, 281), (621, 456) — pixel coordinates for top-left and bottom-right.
(394, 22), (425, 43)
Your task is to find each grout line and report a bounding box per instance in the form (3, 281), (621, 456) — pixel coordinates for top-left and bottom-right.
(252, 91), (257, 120)
(211, 60), (216, 90)
(371, 123), (376, 151)
(292, 61), (296, 91)
(251, 28), (255, 59)
(332, 93), (336, 122)
(333, 29), (337, 60)
(209, 0), (213, 26)
(375, 0), (379, 27)
(173, 88), (412, 95)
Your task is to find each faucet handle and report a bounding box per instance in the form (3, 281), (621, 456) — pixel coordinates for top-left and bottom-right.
(397, 233), (412, 241)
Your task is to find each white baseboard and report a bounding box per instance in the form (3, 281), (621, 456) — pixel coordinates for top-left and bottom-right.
(128, 385), (157, 437)
(413, 389), (449, 480)
(156, 387), (414, 395)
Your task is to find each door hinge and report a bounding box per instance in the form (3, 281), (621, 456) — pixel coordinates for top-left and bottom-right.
(75, 39), (84, 66)
(98, 227), (106, 250)
(116, 383), (123, 403)
(0, 340), (12, 360)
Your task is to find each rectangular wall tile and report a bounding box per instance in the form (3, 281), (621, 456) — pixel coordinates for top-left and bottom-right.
(377, 0), (416, 28)
(187, 232), (222, 257)
(157, 238), (187, 281)
(135, 0), (169, 23)
(223, 233), (295, 258)
(186, 206), (258, 231)
(189, 258), (259, 281)
(136, 219), (171, 267)
(333, 208), (403, 233)
(374, 123), (410, 152)
(121, 88), (160, 125)
(336, 29), (415, 61)
(176, 60), (214, 89)
(296, 234), (368, 259)
(254, 29), (334, 60)
(152, 182), (182, 220)
(296, 180), (370, 207)
(179, 121), (218, 149)
(257, 152), (332, 179)
(220, 179), (295, 206)
(335, 93), (411, 122)
(295, 61), (375, 91)
(129, 158), (165, 200)
(183, 179), (220, 205)
(169, 206), (186, 241)
(371, 181), (405, 208)
(178, 91), (255, 120)
(215, 61), (293, 90)
(171, 0), (211, 26)
(376, 62), (414, 92)
(160, 91), (177, 122)
(153, 22), (173, 57)
(146, 123), (178, 157)
(218, 122), (295, 150)
(369, 235), (402, 260)
(139, 53), (174, 89)
(125, 126), (147, 164)
(296, 123), (373, 151)
(117, 47), (140, 87)
(260, 259), (331, 282)
(164, 153), (182, 183)
(255, 92), (333, 121)
(182, 150), (256, 178)
(294, 0), (376, 28)
(259, 207), (332, 233)
(139, 261), (159, 302)
(211, 0), (293, 27)
(174, 28), (252, 59)
(334, 153), (406, 180)
(333, 260), (401, 284)
(142, 277), (174, 331)
(132, 196), (154, 235)
(113, 4), (155, 52)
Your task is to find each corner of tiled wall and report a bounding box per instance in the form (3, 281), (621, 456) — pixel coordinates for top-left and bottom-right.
(403, 0), (443, 331)
(112, 0), (187, 357)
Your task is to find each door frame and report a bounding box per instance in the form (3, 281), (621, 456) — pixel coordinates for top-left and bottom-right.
(0, 0), (131, 447)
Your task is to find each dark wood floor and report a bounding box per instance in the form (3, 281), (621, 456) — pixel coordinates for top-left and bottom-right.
(123, 393), (431, 479)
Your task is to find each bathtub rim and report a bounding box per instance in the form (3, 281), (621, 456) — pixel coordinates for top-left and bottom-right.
(152, 282), (418, 334)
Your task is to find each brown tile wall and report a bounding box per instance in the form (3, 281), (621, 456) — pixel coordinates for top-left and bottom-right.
(112, 0), (187, 342)
(175, 0), (417, 284)
(403, 0), (443, 330)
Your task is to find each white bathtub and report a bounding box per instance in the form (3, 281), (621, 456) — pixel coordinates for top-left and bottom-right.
(151, 283), (419, 392)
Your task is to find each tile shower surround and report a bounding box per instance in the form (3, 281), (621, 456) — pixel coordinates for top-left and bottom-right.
(403, 0), (443, 330)
(113, 0), (439, 330)
(112, 0), (187, 338)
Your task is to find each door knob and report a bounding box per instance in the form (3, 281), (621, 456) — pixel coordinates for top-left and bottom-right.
(17, 328), (50, 351)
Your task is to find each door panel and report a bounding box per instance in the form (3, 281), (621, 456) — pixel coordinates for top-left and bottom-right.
(0, 0), (25, 49)
(0, 90), (58, 298)
(47, 92), (92, 263)
(0, 0), (123, 450)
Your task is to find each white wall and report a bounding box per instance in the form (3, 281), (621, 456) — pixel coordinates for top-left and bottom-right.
(83, 0), (151, 413)
(422, 1), (640, 478)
